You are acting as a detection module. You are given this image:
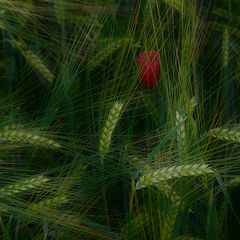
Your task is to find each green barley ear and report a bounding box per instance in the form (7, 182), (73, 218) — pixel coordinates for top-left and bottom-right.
(161, 187), (192, 240)
(208, 128), (240, 144)
(176, 111), (187, 159)
(222, 28), (229, 69)
(129, 155), (146, 179)
(227, 176), (240, 187)
(133, 158), (181, 204)
(160, 185), (188, 239)
(225, 176), (240, 189)
(136, 163), (213, 188)
(0, 176), (49, 196)
(23, 195), (67, 221)
(3, 124), (25, 130)
(158, 182), (181, 205)
(26, 195), (67, 215)
(0, 10), (6, 30)
(99, 101), (124, 158)
(129, 155), (146, 171)
(188, 96), (197, 117)
(161, 203), (181, 240)
(0, 128), (61, 149)
(11, 39), (54, 84)
(34, 195), (67, 208)
(54, 0), (65, 24)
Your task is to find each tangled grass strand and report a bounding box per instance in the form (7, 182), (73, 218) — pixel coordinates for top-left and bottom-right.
(136, 163), (213, 188)
(141, 93), (161, 125)
(90, 38), (140, 70)
(163, 0), (183, 12)
(99, 101), (123, 158)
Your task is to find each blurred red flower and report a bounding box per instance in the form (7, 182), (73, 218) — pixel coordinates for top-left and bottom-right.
(137, 50), (160, 88)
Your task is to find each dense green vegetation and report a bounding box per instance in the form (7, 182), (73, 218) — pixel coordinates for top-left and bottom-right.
(1, 0), (240, 239)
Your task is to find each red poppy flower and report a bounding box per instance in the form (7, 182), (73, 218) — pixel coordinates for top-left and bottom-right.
(137, 50), (160, 88)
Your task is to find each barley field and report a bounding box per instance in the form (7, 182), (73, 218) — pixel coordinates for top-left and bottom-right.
(0, 0), (240, 239)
